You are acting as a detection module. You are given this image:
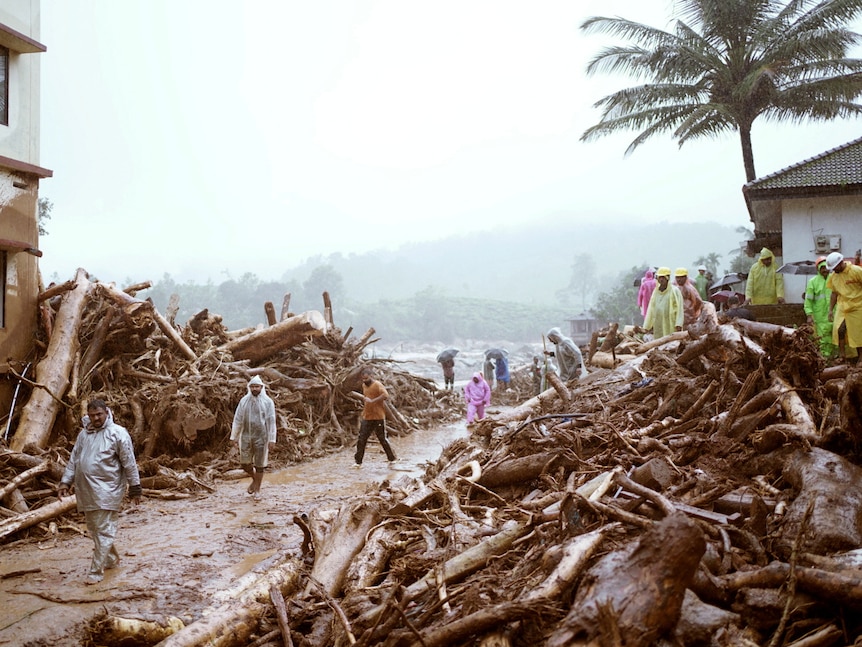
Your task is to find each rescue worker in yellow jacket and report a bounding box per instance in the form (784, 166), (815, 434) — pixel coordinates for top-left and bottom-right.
(642, 267), (684, 338)
(744, 248), (785, 305)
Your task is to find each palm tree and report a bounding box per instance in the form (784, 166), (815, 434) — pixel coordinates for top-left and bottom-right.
(580, 0), (862, 181)
(693, 252), (722, 276)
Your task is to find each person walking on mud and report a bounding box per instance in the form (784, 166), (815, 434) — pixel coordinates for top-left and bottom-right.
(464, 372), (491, 425)
(354, 366), (398, 468)
(231, 375), (277, 499)
(58, 399), (142, 584)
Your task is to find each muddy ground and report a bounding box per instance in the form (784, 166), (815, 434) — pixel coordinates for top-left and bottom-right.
(0, 417), (475, 646)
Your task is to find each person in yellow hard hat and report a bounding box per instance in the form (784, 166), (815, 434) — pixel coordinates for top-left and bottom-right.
(744, 248), (785, 305)
(826, 251), (862, 364)
(674, 267), (703, 328)
(642, 267), (683, 338)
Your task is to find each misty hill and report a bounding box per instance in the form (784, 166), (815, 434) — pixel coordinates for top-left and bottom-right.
(142, 217), (747, 340)
(283, 216), (748, 306)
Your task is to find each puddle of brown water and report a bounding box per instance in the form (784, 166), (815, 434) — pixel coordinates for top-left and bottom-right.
(0, 419), (470, 646)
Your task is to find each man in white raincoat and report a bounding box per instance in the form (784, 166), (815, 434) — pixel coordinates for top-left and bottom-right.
(231, 375), (277, 499)
(58, 399), (141, 584)
(545, 327), (588, 381)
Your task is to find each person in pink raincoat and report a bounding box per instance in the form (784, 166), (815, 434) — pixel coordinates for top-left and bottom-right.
(637, 268), (657, 318)
(463, 372), (491, 425)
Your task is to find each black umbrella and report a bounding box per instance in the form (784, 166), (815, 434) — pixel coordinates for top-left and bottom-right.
(484, 348), (508, 361)
(436, 348), (459, 363)
(777, 260), (818, 275)
(710, 273), (747, 290)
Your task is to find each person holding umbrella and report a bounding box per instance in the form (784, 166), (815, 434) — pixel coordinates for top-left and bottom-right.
(436, 348), (458, 390)
(494, 355), (510, 391)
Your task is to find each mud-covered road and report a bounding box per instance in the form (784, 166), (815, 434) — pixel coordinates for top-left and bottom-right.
(0, 419), (472, 646)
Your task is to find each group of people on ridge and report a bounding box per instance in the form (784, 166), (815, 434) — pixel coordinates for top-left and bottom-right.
(638, 266), (711, 338)
(636, 246), (862, 364)
(457, 326), (587, 426)
(804, 251), (862, 363)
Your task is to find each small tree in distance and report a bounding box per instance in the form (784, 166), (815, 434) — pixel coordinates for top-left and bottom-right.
(693, 252), (722, 277)
(592, 265), (644, 327)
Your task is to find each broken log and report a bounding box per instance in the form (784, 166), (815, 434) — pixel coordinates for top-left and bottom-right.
(0, 495), (77, 541)
(356, 519), (530, 630)
(156, 559), (301, 647)
(0, 461), (49, 501)
(11, 268), (91, 452)
(38, 279), (77, 302)
(779, 447), (862, 556)
(635, 330), (689, 354)
(91, 614), (185, 645)
(548, 513), (706, 647)
(304, 499), (382, 598)
(218, 310), (327, 363)
(477, 452), (569, 489)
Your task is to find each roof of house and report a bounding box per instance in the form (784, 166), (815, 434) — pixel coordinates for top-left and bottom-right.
(744, 135), (862, 194)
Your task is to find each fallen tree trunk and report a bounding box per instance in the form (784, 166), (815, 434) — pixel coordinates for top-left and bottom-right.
(718, 560), (862, 610)
(355, 519), (530, 632)
(477, 451), (570, 489)
(0, 461), (49, 501)
(778, 447), (862, 556)
(548, 513), (706, 647)
(218, 310), (327, 363)
(156, 559), (301, 647)
(304, 499), (382, 598)
(635, 330), (689, 354)
(92, 614), (185, 645)
(0, 495), (77, 541)
(11, 268), (91, 452)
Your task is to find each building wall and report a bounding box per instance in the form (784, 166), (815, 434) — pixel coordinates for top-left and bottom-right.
(0, 0), (42, 164)
(0, 0), (43, 412)
(781, 194), (862, 304)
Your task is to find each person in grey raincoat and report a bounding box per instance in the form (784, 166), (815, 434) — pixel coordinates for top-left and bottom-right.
(545, 327), (588, 381)
(231, 375), (277, 499)
(58, 399), (141, 584)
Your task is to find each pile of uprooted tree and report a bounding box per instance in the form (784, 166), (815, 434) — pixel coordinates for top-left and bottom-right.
(6, 270), (862, 646)
(0, 269), (461, 538)
(74, 307), (862, 646)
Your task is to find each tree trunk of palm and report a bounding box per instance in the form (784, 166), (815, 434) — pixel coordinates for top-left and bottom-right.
(739, 124), (756, 183)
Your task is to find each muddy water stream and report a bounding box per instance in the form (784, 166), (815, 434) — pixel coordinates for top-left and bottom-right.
(0, 420), (470, 646)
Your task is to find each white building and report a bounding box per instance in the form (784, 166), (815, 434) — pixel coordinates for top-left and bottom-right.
(743, 137), (862, 304)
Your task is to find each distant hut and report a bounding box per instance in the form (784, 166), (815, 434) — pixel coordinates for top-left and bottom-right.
(567, 311), (603, 346)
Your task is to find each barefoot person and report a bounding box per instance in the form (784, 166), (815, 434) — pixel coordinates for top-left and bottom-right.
(58, 399), (142, 584)
(231, 375), (277, 499)
(354, 366), (398, 468)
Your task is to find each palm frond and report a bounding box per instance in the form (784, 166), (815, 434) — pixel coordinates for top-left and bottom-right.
(581, 0), (862, 176)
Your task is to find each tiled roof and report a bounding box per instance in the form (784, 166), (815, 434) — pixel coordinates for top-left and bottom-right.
(745, 135), (862, 191)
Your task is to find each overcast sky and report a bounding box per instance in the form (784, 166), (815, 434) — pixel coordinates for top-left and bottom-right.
(37, 0), (862, 284)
